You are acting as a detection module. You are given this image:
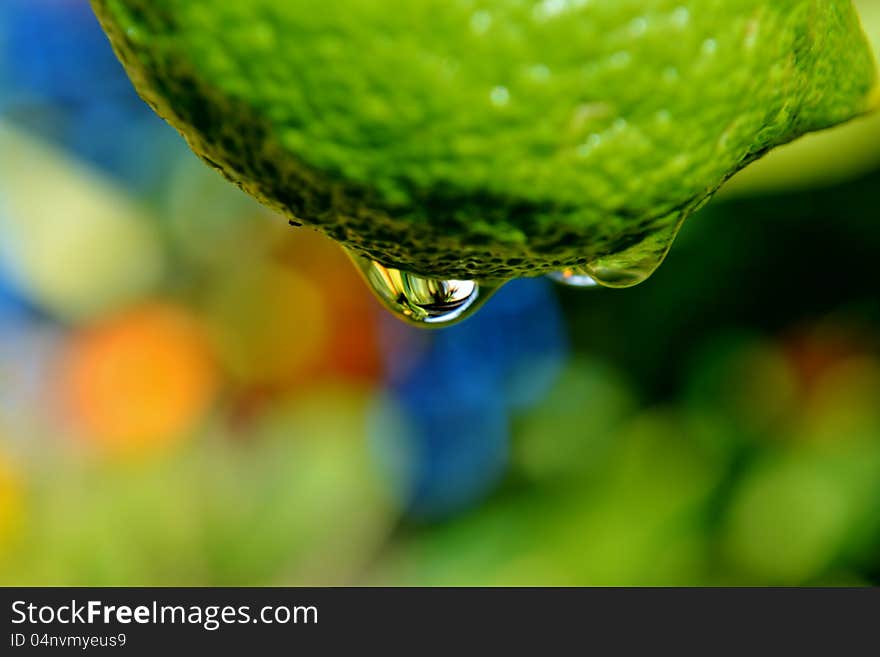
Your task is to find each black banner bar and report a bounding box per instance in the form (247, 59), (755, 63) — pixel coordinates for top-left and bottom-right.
(2, 588), (877, 652)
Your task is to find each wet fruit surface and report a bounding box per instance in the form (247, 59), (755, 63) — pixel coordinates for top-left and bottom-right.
(92, 0), (877, 281)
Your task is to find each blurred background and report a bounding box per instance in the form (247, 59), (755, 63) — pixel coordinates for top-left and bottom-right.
(1, 0), (879, 586)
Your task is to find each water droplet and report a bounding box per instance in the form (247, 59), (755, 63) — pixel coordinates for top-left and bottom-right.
(671, 6), (691, 28)
(628, 17), (648, 38)
(490, 85), (511, 107)
(348, 253), (504, 326)
(527, 64), (551, 82)
(582, 219), (683, 288)
(584, 262), (650, 288)
(470, 10), (492, 35)
(533, 0), (567, 21)
(548, 269), (598, 288)
(575, 133), (603, 158)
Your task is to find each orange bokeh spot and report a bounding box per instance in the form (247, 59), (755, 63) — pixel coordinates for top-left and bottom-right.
(58, 303), (217, 455)
(273, 230), (383, 384)
(205, 262), (330, 389)
(783, 324), (871, 397)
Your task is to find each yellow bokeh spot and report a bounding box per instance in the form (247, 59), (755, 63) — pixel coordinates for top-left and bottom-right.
(205, 261), (329, 389)
(0, 452), (24, 550)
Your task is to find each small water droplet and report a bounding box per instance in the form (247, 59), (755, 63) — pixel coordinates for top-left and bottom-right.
(548, 269), (598, 288)
(584, 262), (650, 288)
(671, 6), (690, 28)
(490, 85), (511, 107)
(583, 219), (683, 288)
(527, 64), (551, 82)
(628, 17), (648, 38)
(470, 10), (492, 35)
(533, 0), (567, 21)
(576, 133), (603, 158)
(348, 253), (504, 326)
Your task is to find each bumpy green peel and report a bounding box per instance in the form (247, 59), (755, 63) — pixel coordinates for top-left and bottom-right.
(92, 0), (877, 279)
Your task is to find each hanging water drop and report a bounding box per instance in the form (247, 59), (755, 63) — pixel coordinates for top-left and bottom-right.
(582, 218), (683, 288)
(583, 260), (653, 287)
(346, 216), (684, 323)
(348, 252), (503, 326)
(548, 268), (598, 288)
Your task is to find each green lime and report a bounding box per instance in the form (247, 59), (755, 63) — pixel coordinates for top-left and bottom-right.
(92, 0), (877, 279)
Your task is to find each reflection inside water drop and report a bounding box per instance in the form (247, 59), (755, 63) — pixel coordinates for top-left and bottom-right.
(548, 268), (598, 288)
(348, 253), (503, 327)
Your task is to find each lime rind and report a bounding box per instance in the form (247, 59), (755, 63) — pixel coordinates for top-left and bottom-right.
(92, 0), (878, 279)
